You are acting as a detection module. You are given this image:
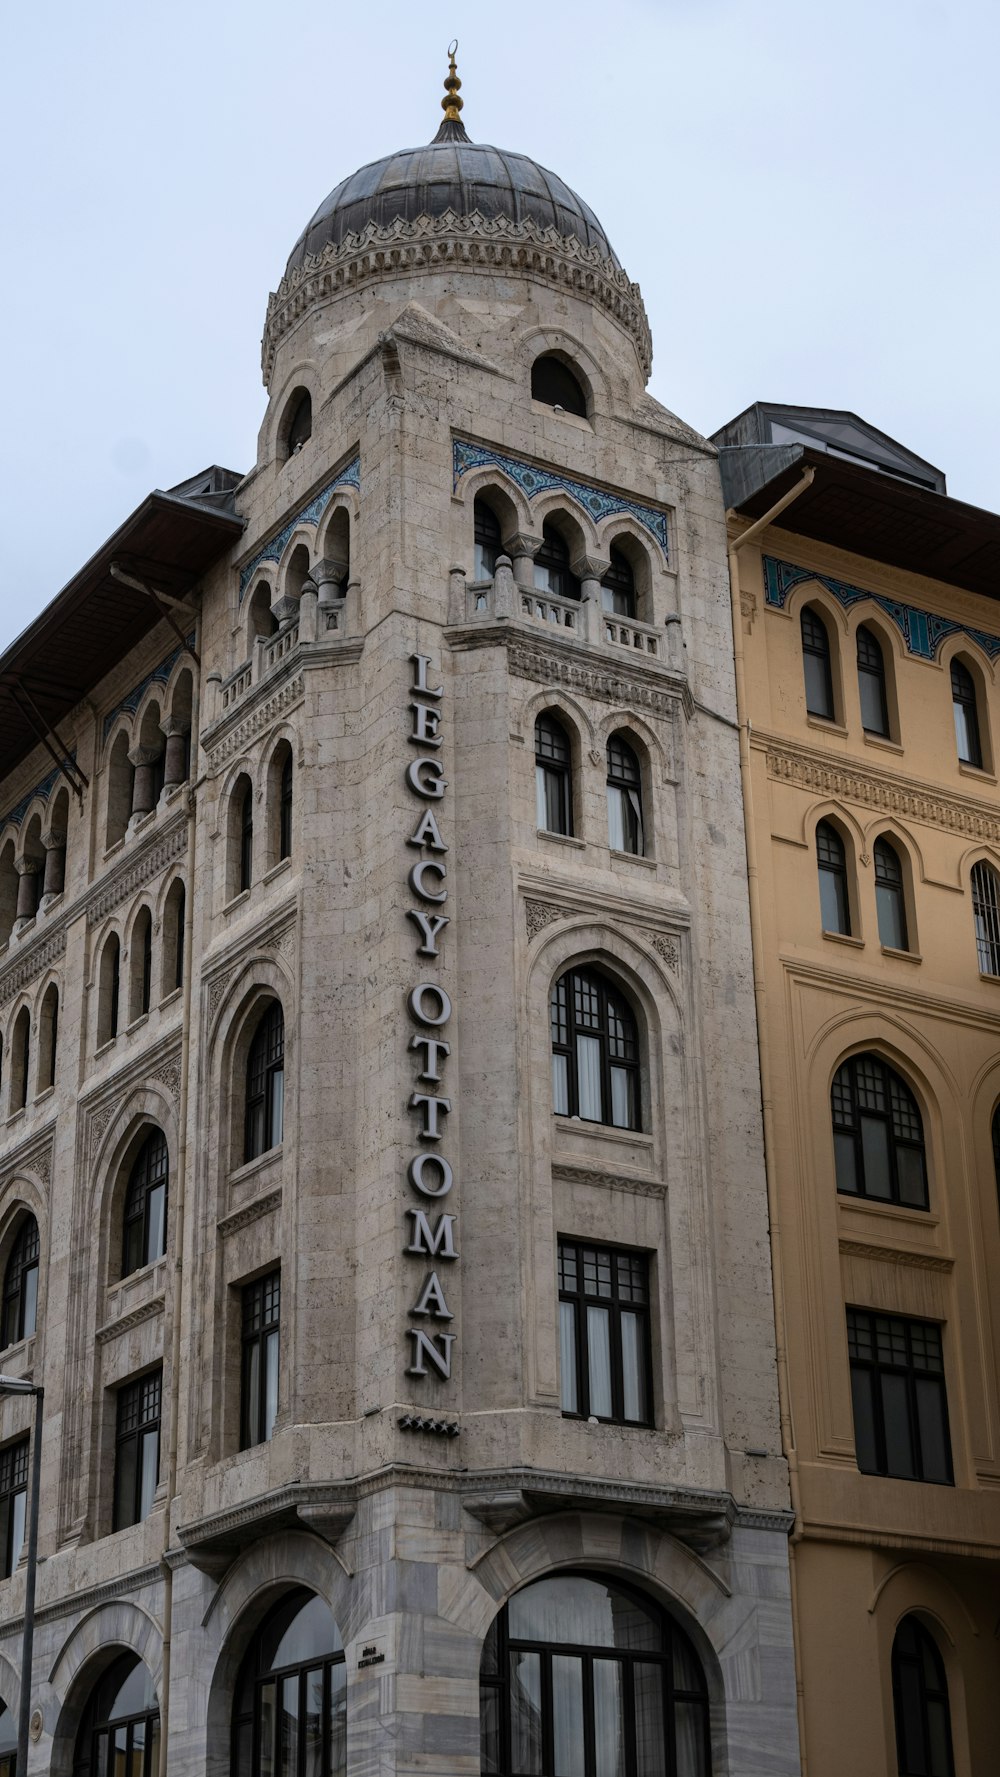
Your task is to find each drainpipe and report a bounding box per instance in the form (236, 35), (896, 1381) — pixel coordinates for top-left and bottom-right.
(157, 613), (201, 1776)
(726, 466), (813, 1771)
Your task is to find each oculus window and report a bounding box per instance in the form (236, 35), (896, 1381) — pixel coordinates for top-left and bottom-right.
(232, 1589), (346, 1777)
(847, 1309), (952, 1485)
(551, 968), (640, 1130)
(831, 1054), (927, 1209)
(558, 1239), (651, 1426)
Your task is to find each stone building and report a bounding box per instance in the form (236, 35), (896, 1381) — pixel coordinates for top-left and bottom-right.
(716, 401), (1000, 1777)
(0, 56), (800, 1776)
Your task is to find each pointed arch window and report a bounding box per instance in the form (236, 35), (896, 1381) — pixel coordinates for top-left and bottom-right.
(535, 714), (573, 836)
(2, 1215), (39, 1348)
(122, 1130), (168, 1277)
(474, 497), (502, 581)
(816, 821), (851, 935)
(892, 1616), (954, 1777)
(874, 837), (908, 950)
(279, 751), (293, 861)
(239, 779), (254, 893)
(801, 606), (835, 719)
(857, 625), (890, 736)
(232, 1590), (347, 1777)
(971, 860), (1000, 975)
(601, 546), (636, 618)
(831, 1053), (927, 1208)
(245, 1001), (285, 1162)
(951, 658), (982, 766)
(607, 734), (644, 855)
(533, 522), (581, 601)
(551, 968), (641, 1130)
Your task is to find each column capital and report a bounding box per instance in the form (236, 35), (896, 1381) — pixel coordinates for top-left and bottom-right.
(14, 855), (42, 877)
(127, 744), (161, 769)
(40, 826), (66, 852)
(160, 715), (190, 739)
(572, 553), (611, 583)
(503, 531), (543, 560)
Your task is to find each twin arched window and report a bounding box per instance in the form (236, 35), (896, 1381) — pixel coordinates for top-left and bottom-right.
(535, 716), (646, 855)
(245, 1001), (285, 1162)
(551, 968), (640, 1130)
(831, 1053), (928, 1209)
(2, 1215), (39, 1348)
(233, 1590), (346, 1776)
(122, 1130), (168, 1277)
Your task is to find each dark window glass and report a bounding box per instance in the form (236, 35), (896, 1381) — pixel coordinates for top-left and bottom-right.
(241, 1271), (280, 1449)
(558, 1240), (651, 1426)
(0, 1440), (28, 1579)
(2, 1215), (39, 1348)
(857, 625), (890, 735)
(831, 1054), (927, 1208)
(286, 391), (312, 455)
(113, 1370), (162, 1530)
(232, 1589), (346, 1777)
(846, 1309), (952, 1484)
(533, 523), (581, 601)
(535, 715), (573, 836)
(530, 355), (587, 417)
(0, 1701), (16, 1776)
(971, 861), (1000, 975)
(816, 821), (851, 935)
(122, 1130), (169, 1277)
(801, 606), (835, 719)
(607, 735), (644, 855)
(173, 885), (185, 992)
(74, 1653), (160, 1777)
(951, 659), (982, 766)
(551, 968), (640, 1131)
(12, 1013), (29, 1113)
(140, 915), (152, 1015)
(109, 938), (120, 1039)
(480, 1574), (710, 1777)
(44, 991), (58, 1089)
(239, 781), (254, 893)
(245, 1002), (285, 1162)
(474, 498), (502, 581)
(874, 838), (909, 950)
(279, 753), (293, 862)
(601, 547), (636, 618)
(993, 1105), (1000, 1217)
(892, 1616), (955, 1777)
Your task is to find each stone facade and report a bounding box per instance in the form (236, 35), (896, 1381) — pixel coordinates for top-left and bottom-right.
(0, 94), (798, 1775)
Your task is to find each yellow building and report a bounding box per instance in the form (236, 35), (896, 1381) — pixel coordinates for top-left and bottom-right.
(715, 404), (1000, 1777)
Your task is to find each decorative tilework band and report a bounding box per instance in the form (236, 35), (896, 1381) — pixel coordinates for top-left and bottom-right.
(762, 556), (1000, 662)
(238, 456), (361, 602)
(1, 756), (77, 834)
(453, 439), (670, 559)
(102, 636), (197, 745)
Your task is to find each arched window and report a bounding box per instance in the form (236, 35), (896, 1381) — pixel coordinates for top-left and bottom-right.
(245, 1001), (285, 1162)
(122, 1130), (168, 1277)
(2, 1215), (39, 1348)
(530, 354), (588, 417)
(601, 546), (636, 618)
(892, 1616), (955, 1777)
(267, 742), (293, 868)
(284, 389), (312, 457)
(232, 1590), (347, 1777)
(857, 625), (890, 736)
(816, 820), (851, 935)
(280, 752), (293, 860)
(161, 880), (185, 997)
(951, 658), (982, 767)
(801, 606), (835, 719)
(607, 733), (644, 855)
(0, 1699), (15, 1777)
(480, 1574), (710, 1777)
(474, 497), (503, 581)
(874, 837), (908, 950)
(247, 580), (277, 642)
(10, 1008), (29, 1113)
(551, 968), (641, 1130)
(129, 907), (153, 1021)
(98, 933), (121, 1045)
(38, 983), (58, 1090)
(75, 1653), (159, 1777)
(533, 522), (581, 601)
(229, 774), (254, 898)
(831, 1053), (927, 1208)
(971, 860), (1000, 975)
(0, 842), (16, 947)
(535, 714), (573, 836)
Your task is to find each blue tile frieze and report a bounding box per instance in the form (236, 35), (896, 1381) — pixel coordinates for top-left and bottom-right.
(2, 756), (77, 834)
(238, 456), (362, 602)
(453, 439), (670, 560)
(102, 635), (197, 745)
(762, 556), (1000, 662)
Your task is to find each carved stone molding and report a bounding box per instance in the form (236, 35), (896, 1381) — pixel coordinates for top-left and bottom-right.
(264, 925), (296, 968)
(88, 1102), (118, 1161)
(262, 212), (652, 386)
(148, 1058), (182, 1101)
(96, 1294), (166, 1344)
(525, 899), (562, 941)
(82, 1043), (183, 1162)
(218, 1187), (282, 1239)
(0, 926), (67, 1009)
(763, 737), (1000, 845)
(552, 1163), (667, 1199)
(648, 932), (679, 971)
(207, 967), (237, 1021)
(87, 820), (188, 926)
(838, 1238), (953, 1273)
(0, 1562), (164, 1638)
(506, 640), (684, 722)
(0, 1132), (54, 1197)
(204, 674), (304, 765)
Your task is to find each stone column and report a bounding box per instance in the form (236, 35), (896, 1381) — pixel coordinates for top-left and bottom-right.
(573, 554), (611, 646)
(161, 718), (190, 789)
(40, 828), (66, 902)
(13, 857), (42, 926)
(503, 531), (542, 592)
(493, 555), (516, 618)
(128, 746), (160, 818)
(312, 556), (349, 611)
(299, 579), (318, 643)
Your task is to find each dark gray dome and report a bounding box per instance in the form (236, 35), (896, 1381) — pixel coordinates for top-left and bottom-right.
(285, 136), (620, 274)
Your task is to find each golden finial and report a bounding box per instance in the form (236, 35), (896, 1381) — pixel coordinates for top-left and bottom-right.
(441, 39), (463, 122)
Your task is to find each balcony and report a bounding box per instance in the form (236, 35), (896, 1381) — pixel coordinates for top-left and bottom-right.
(460, 560), (679, 669)
(208, 590), (358, 731)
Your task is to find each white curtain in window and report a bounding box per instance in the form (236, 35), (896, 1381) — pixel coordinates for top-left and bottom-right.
(559, 1302), (578, 1412)
(607, 785), (626, 852)
(576, 1035), (602, 1121)
(552, 1054), (570, 1116)
(587, 1306), (613, 1417)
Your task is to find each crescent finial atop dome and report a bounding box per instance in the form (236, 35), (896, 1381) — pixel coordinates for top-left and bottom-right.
(432, 40), (471, 143)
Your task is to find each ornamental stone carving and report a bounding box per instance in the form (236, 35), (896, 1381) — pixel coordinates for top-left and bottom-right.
(525, 899), (562, 941)
(649, 932), (680, 972)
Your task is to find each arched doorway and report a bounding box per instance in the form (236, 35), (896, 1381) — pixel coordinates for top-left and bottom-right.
(232, 1588), (346, 1775)
(74, 1653), (159, 1775)
(479, 1571), (710, 1775)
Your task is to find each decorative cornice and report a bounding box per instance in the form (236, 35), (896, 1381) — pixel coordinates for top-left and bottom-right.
(203, 673), (304, 764)
(103, 636), (195, 744)
(218, 1187), (283, 1239)
(1, 756), (77, 836)
(86, 817), (188, 926)
(762, 735), (1000, 845)
(96, 1293), (166, 1344)
(763, 555), (1000, 662)
(453, 440), (669, 558)
(552, 1164), (667, 1199)
(0, 926), (67, 1009)
(0, 1131), (54, 1196)
(262, 212), (652, 385)
(238, 458), (361, 601)
(0, 1562), (163, 1642)
(838, 1238), (953, 1273)
(506, 637), (685, 719)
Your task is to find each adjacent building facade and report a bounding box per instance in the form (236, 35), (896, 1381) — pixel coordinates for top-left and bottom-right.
(0, 65), (800, 1777)
(717, 403), (1000, 1777)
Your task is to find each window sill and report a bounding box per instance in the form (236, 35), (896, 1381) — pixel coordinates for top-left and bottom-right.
(3, 1109), (25, 1130)
(227, 1147), (283, 1189)
(806, 714), (848, 737)
(822, 929), (864, 948)
(554, 1116), (653, 1149)
(94, 1036), (118, 1061)
(33, 1085), (55, 1108)
(263, 857), (292, 886)
(959, 761), (997, 786)
(610, 849), (656, 869)
(863, 732), (904, 755)
(537, 829), (585, 850)
(979, 971), (1000, 985)
(838, 1194), (941, 1231)
(561, 1412), (655, 1432)
(531, 398), (593, 433)
(223, 888), (251, 915)
(126, 1013), (149, 1036)
(881, 944), (921, 963)
(159, 986), (183, 1012)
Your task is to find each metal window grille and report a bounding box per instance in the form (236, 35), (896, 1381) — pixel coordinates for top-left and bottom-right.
(971, 861), (1000, 974)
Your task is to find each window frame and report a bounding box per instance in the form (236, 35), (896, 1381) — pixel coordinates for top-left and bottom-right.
(533, 523), (581, 601)
(0, 1439), (28, 1579)
(600, 546), (636, 618)
(1, 1215), (39, 1349)
(951, 657), (983, 768)
(244, 1001), (285, 1163)
(891, 1615), (955, 1777)
(801, 605), (836, 720)
(970, 860), (1000, 975)
(75, 1652), (160, 1777)
(240, 1270), (281, 1449)
(846, 1307), (952, 1485)
(279, 752), (293, 862)
(557, 1239), (652, 1427)
(550, 967), (641, 1131)
(239, 781), (254, 894)
(831, 1053), (928, 1210)
(535, 714), (574, 837)
(816, 820), (852, 936)
(231, 1589), (347, 1777)
(873, 836), (909, 951)
(473, 497), (502, 582)
(122, 1130), (169, 1278)
(530, 354), (588, 417)
(113, 1368), (162, 1531)
(856, 623), (890, 736)
(606, 734), (644, 856)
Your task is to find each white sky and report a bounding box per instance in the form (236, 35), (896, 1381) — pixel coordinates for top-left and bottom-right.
(2, 0), (997, 654)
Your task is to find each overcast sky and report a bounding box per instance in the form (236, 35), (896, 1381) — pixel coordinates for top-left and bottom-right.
(2, 0), (997, 654)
